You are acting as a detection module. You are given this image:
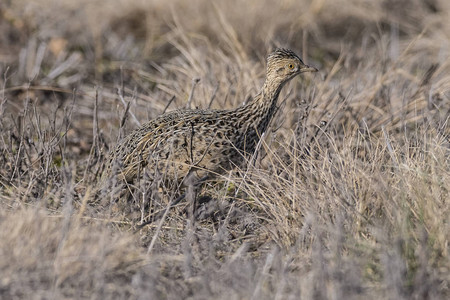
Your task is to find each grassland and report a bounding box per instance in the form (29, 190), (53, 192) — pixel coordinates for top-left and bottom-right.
(0, 0), (449, 299)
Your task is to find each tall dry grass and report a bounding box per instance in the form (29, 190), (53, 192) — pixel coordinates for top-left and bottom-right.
(0, 0), (449, 299)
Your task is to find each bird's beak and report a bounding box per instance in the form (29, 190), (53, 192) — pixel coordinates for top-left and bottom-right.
(300, 64), (318, 73)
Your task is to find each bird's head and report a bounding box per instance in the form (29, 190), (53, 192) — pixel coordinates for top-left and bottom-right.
(266, 48), (317, 85)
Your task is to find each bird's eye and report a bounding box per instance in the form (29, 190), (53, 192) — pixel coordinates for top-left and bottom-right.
(288, 64), (295, 69)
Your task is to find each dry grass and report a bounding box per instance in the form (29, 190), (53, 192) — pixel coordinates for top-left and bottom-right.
(0, 0), (449, 299)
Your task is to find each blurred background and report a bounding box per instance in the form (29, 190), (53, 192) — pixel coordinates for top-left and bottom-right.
(0, 0), (448, 299)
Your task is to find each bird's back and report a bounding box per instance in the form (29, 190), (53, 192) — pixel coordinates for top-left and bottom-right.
(108, 107), (250, 183)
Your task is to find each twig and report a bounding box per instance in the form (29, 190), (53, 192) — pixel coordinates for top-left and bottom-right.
(162, 95), (176, 114)
(207, 82), (219, 108)
(186, 78), (200, 109)
(146, 195), (175, 255)
(117, 87), (140, 127)
(382, 125), (399, 168)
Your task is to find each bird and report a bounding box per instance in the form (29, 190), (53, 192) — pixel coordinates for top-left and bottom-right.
(105, 48), (317, 190)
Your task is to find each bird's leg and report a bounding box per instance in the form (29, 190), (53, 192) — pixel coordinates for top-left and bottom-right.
(135, 174), (209, 230)
(185, 173), (197, 226)
(183, 170), (207, 226)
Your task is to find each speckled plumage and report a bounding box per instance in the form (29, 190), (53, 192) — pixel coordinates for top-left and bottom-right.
(105, 48), (317, 184)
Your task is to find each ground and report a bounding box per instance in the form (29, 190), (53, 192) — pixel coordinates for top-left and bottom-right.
(0, 0), (449, 299)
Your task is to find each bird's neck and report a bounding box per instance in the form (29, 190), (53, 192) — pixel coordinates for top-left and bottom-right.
(240, 79), (284, 131)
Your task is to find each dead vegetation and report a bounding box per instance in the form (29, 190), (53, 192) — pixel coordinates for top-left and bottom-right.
(0, 0), (449, 299)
